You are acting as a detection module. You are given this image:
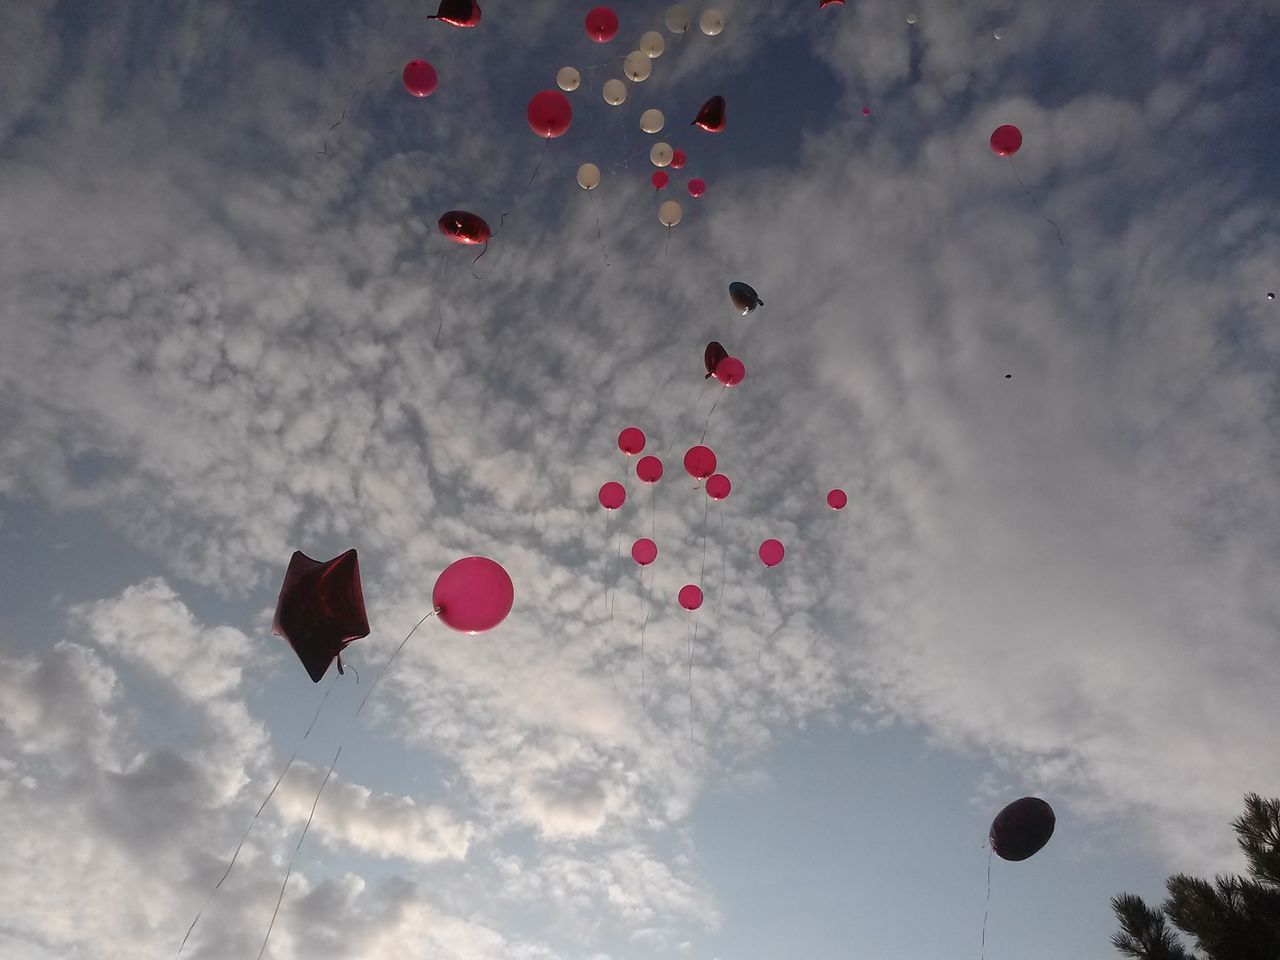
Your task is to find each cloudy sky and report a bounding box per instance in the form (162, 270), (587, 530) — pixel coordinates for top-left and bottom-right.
(2, 0), (1278, 957)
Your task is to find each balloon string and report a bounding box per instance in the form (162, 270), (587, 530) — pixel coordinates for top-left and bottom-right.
(472, 211), (512, 278)
(586, 190), (610, 266)
(666, 379), (712, 459)
(717, 508), (726, 620)
(981, 847), (992, 959)
(528, 136), (551, 186)
(176, 674), (339, 956)
(603, 509), (612, 616)
(1010, 162), (1066, 247)
(354, 608), (437, 720)
(687, 616), (699, 746)
(699, 385), (725, 444)
(639, 566), (651, 715)
(650, 484), (656, 541)
(315, 68), (396, 160)
(664, 225), (672, 260)
(609, 527), (621, 620)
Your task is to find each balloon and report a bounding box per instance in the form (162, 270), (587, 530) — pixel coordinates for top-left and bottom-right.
(602, 79), (628, 106)
(618, 426), (646, 455)
(759, 539), (785, 567)
(861, 106), (872, 117)
(670, 148), (687, 169)
(650, 142), (674, 167)
(403, 60), (438, 98)
(527, 90), (573, 138)
(819, 0), (844, 6)
(599, 481), (626, 510)
(700, 9), (725, 35)
(624, 52), (652, 82)
(687, 178), (706, 197)
(693, 96), (726, 132)
(273, 549), (370, 683)
(704, 341), (729, 379)
(713, 356), (745, 386)
(585, 6), (619, 43)
(556, 66), (581, 92)
(827, 488), (848, 510)
(906, 13), (919, 24)
(658, 200), (683, 227)
(632, 538), (658, 566)
(651, 171), (669, 190)
(640, 31), (666, 58)
(684, 445), (716, 479)
(438, 210), (491, 245)
(993, 28), (1004, 40)
(428, 0), (481, 27)
(989, 797), (1056, 862)
(706, 473), (731, 501)
(990, 123), (1022, 156)
(636, 455), (663, 483)
(576, 162), (601, 190)
(432, 556), (514, 634)
(728, 281), (763, 315)
(640, 108), (665, 133)
(678, 584), (704, 610)
(665, 4), (691, 33)
(1269, 292), (1277, 300)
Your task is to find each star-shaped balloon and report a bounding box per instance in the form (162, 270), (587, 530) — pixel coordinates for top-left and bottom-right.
(272, 549), (370, 682)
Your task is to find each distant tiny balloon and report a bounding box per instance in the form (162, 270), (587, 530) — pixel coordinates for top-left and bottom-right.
(993, 28), (1004, 40)
(678, 584), (704, 610)
(861, 106), (872, 117)
(632, 538), (658, 566)
(599, 481), (626, 510)
(557, 66), (581, 92)
(906, 13), (919, 24)
(819, 0), (845, 7)
(1268, 292), (1276, 300)
(438, 210), (491, 245)
(759, 539), (785, 567)
(618, 427), (646, 455)
(636, 455), (663, 483)
(827, 489), (848, 510)
(706, 474), (731, 501)
(688, 178), (706, 197)
(990, 123), (1023, 156)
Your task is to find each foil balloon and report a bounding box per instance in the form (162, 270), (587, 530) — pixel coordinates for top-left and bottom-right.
(272, 549), (370, 683)
(428, 0), (481, 27)
(729, 281), (763, 315)
(704, 341), (729, 379)
(432, 556), (515, 634)
(692, 95), (726, 132)
(618, 426), (646, 455)
(439, 210), (491, 245)
(402, 60), (438, 98)
(990, 123), (1023, 156)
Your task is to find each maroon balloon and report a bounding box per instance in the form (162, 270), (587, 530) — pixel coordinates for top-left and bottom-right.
(273, 549), (370, 683)
(826, 488), (848, 510)
(713, 356), (745, 386)
(438, 210), (491, 245)
(651, 171), (669, 190)
(618, 426), (646, 455)
(687, 178), (706, 197)
(703, 341), (729, 380)
(683, 445), (717, 480)
(428, 0), (482, 27)
(432, 556), (514, 634)
(403, 60), (438, 98)
(527, 90), (573, 138)
(670, 148), (687, 169)
(636, 455), (663, 483)
(585, 6), (619, 42)
(820, 0), (845, 7)
(678, 583), (703, 611)
(599, 481), (626, 510)
(692, 96), (726, 132)
(861, 105), (872, 117)
(631, 538), (658, 566)
(989, 797), (1056, 862)
(758, 539), (785, 567)
(705, 473), (731, 501)
(990, 123), (1023, 157)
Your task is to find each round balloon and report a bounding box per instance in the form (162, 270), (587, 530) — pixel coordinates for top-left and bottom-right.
(556, 66), (581, 92)
(438, 210), (490, 245)
(618, 426), (645, 455)
(683, 445), (716, 479)
(632, 538), (658, 566)
(576, 162), (601, 190)
(688, 178), (706, 197)
(827, 488), (848, 510)
(624, 52), (652, 82)
(650, 142), (674, 167)
(585, 6), (619, 42)
(906, 13), (919, 24)
(602, 79), (628, 106)
(527, 90), (573, 138)
(658, 200), (683, 227)
(599, 481), (626, 510)
(640, 31), (665, 58)
(403, 59), (438, 98)
(640, 108), (665, 133)
(759, 539), (785, 567)
(670, 148), (687, 169)
(432, 557), (514, 634)
(989, 797), (1056, 862)
(651, 171), (669, 190)
(678, 584), (704, 610)
(861, 106), (872, 117)
(665, 4), (691, 33)
(820, 0), (845, 7)
(714, 355), (745, 386)
(636, 455), (663, 483)
(700, 9), (725, 35)
(990, 123), (1023, 156)
(706, 474), (731, 501)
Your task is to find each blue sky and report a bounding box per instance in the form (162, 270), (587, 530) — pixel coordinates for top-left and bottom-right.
(2, 0), (1279, 957)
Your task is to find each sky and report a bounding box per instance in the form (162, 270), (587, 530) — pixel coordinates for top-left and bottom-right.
(1, 0), (1279, 957)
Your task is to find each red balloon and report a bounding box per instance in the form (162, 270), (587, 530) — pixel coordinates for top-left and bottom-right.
(599, 481), (626, 510)
(432, 556), (514, 634)
(273, 549), (370, 683)
(527, 90), (573, 139)
(438, 210), (491, 245)
(861, 106), (872, 117)
(618, 426), (646, 455)
(759, 539), (785, 567)
(636, 455), (663, 483)
(692, 96), (726, 133)
(706, 473), (731, 501)
(678, 584), (703, 611)
(820, 0), (845, 6)
(684, 445), (717, 480)
(631, 538), (658, 566)
(403, 60), (438, 98)
(651, 171), (669, 190)
(990, 123), (1022, 156)
(687, 178), (706, 197)
(704, 341), (729, 379)
(827, 488), (848, 510)
(428, 0), (481, 27)
(585, 6), (619, 42)
(670, 149), (687, 169)
(713, 356), (745, 386)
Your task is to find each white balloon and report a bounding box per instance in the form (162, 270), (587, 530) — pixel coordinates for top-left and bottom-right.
(665, 5), (691, 33)
(640, 108), (665, 134)
(906, 13), (919, 24)
(623, 51), (652, 82)
(602, 78), (628, 106)
(650, 142), (673, 167)
(658, 199), (683, 227)
(576, 163), (601, 191)
(993, 28), (1004, 40)
(700, 9), (725, 36)
(640, 31), (665, 58)
(556, 67), (581, 92)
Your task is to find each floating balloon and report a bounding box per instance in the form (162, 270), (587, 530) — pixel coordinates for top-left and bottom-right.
(556, 66), (581, 92)
(665, 4), (691, 33)
(693, 96), (726, 132)
(527, 90), (573, 138)
(403, 60), (438, 98)
(861, 106), (872, 117)
(624, 52), (652, 82)
(428, 0), (481, 27)
(432, 556), (514, 634)
(704, 341), (728, 379)
(640, 108), (665, 133)
(906, 13), (919, 24)
(700, 9), (725, 35)
(993, 28), (1004, 40)
(759, 539), (785, 567)
(678, 584), (704, 610)
(670, 148), (687, 169)
(650, 142), (674, 167)
(688, 178), (706, 197)
(599, 481), (626, 510)
(576, 162), (601, 190)
(827, 488), (848, 510)
(706, 474), (731, 501)
(439, 210), (491, 245)
(632, 538), (658, 566)
(618, 426), (646, 455)
(651, 171), (669, 190)
(684, 445), (717, 479)
(714, 356), (745, 386)
(728, 281), (763, 315)
(990, 123), (1023, 156)
(658, 200), (683, 227)
(640, 31), (665, 58)
(1269, 292), (1277, 300)
(989, 797), (1056, 862)
(636, 455), (663, 483)
(585, 6), (619, 42)
(273, 549), (369, 683)
(602, 78), (628, 106)
(819, 0), (844, 6)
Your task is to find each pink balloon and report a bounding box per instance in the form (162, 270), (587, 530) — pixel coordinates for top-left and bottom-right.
(670, 148), (687, 169)
(688, 178), (706, 198)
(990, 123), (1022, 156)
(527, 90), (573, 139)
(403, 60), (438, 98)
(651, 171), (669, 190)
(432, 556), (515, 634)
(636, 455), (663, 483)
(705, 473), (731, 501)
(683, 445), (717, 480)
(618, 426), (646, 455)
(678, 583), (703, 611)
(713, 356), (745, 386)
(585, 6), (619, 42)
(631, 538), (658, 566)
(827, 488), (848, 510)
(861, 106), (872, 117)
(759, 539), (785, 567)
(599, 481), (626, 510)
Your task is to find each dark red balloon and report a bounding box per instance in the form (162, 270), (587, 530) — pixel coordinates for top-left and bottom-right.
(585, 6), (619, 42)
(704, 341), (729, 379)
(403, 60), (438, 98)
(632, 538), (658, 566)
(678, 584), (703, 611)
(438, 210), (491, 245)
(714, 356), (745, 386)
(428, 0), (482, 27)
(820, 0), (845, 6)
(618, 426), (646, 455)
(684, 445), (717, 480)
(599, 481), (626, 510)
(692, 96), (726, 132)
(636, 455), (663, 483)
(989, 797), (1056, 862)
(432, 556), (514, 634)
(527, 90), (573, 138)
(706, 473), (731, 501)
(651, 171), (669, 190)
(670, 149), (687, 169)
(759, 539), (785, 567)
(827, 488), (848, 510)
(272, 549), (370, 683)
(990, 123), (1023, 156)
(687, 178), (706, 197)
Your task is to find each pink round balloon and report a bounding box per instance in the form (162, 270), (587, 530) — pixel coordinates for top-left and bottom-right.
(678, 584), (703, 611)
(618, 426), (645, 455)
(403, 59), (438, 98)
(687, 178), (706, 198)
(631, 538), (658, 566)
(670, 148), (687, 169)
(713, 356), (745, 386)
(683, 445), (717, 480)
(651, 171), (669, 190)
(599, 481), (626, 510)
(759, 539), (785, 567)
(585, 6), (619, 42)
(636, 455), (663, 483)
(827, 488), (848, 510)
(705, 473), (731, 501)
(432, 556), (515, 634)
(990, 123), (1022, 157)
